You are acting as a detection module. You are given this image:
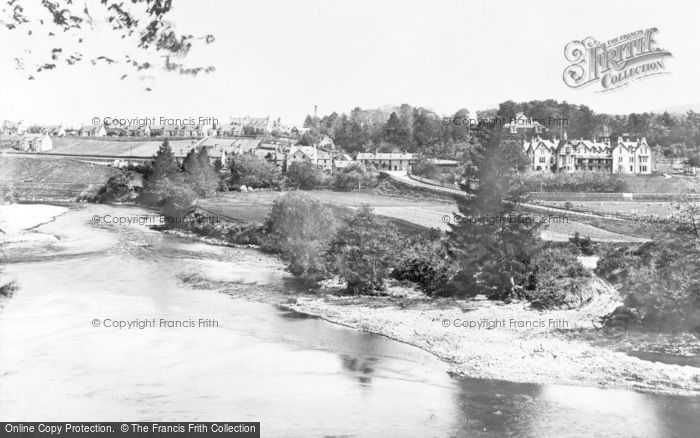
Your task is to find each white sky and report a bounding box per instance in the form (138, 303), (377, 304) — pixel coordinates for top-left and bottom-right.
(1, 0), (698, 127)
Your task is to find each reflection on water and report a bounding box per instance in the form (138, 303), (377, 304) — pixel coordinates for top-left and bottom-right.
(0, 204), (699, 438)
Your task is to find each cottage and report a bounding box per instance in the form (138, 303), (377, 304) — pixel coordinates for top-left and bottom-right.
(79, 125), (106, 137)
(20, 133), (53, 152)
(356, 152), (416, 172)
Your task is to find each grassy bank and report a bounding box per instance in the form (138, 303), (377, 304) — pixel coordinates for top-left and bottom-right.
(0, 155), (120, 201)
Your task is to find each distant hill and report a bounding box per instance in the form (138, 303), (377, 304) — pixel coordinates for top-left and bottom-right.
(653, 103), (700, 114)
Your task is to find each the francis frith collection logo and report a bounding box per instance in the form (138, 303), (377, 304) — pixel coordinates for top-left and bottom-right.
(563, 28), (672, 92)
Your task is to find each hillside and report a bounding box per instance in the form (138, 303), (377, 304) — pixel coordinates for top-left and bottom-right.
(622, 174), (700, 193)
(0, 155), (120, 201)
(50, 137), (199, 157)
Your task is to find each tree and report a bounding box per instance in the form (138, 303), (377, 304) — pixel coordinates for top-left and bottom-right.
(334, 162), (372, 190)
(286, 161), (321, 189)
(262, 192), (337, 284)
(3, 0), (215, 81)
(141, 138), (182, 206)
(149, 139), (180, 179)
(182, 147), (219, 198)
(227, 154), (280, 189)
(447, 127), (542, 299)
(326, 205), (401, 294)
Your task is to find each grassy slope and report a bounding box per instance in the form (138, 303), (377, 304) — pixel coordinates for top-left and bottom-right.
(0, 155), (120, 184)
(51, 137), (197, 157)
(199, 191), (427, 235)
(622, 174), (700, 193)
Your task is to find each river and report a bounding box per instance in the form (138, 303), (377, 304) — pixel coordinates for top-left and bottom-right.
(0, 204), (699, 437)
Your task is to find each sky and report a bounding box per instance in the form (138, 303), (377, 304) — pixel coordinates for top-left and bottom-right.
(1, 0), (698, 127)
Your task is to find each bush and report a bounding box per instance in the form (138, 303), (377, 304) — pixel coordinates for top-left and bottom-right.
(392, 228), (456, 295)
(261, 192), (337, 284)
(286, 161), (323, 189)
(327, 205), (401, 294)
(228, 154), (280, 189)
(334, 162), (373, 191)
(596, 239), (700, 332)
(95, 171), (141, 203)
(411, 158), (439, 180)
(569, 232), (594, 255)
(522, 172), (628, 193)
(523, 247), (591, 309)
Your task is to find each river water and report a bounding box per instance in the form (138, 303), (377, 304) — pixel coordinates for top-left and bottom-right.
(0, 204), (699, 437)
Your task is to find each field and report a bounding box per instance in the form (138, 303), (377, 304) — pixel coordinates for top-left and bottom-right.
(50, 137), (199, 157)
(622, 174), (700, 193)
(540, 201), (677, 217)
(0, 155), (120, 184)
(49, 136), (262, 157)
(199, 189), (646, 242)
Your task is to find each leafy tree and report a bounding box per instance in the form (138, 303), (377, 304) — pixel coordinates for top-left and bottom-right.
(334, 162), (372, 190)
(286, 161), (321, 189)
(326, 205), (401, 294)
(524, 247), (590, 309)
(411, 157), (439, 179)
(227, 154), (280, 189)
(447, 127), (542, 299)
(3, 0), (215, 80)
(392, 228), (456, 295)
(262, 192), (337, 284)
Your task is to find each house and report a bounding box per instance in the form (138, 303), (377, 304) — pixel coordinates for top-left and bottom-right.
(287, 145), (318, 167)
(356, 152), (416, 172)
(217, 123), (244, 137)
(20, 133), (53, 152)
(229, 116), (272, 135)
(318, 135), (335, 149)
(503, 112), (545, 135)
(333, 153), (354, 170)
(522, 132), (652, 174)
(254, 142), (285, 167)
(430, 158), (460, 169)
(44, 125), (66, 137)
(79, 125), (106, 137)
(1, 120), (26, 135)
(611, 137), (652, 174)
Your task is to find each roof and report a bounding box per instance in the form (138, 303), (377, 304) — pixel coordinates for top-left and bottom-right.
(229, 116), (270, 129)
(288, 146), (316, 160)
(503, 112), (544, 129)
(356, 152), (416, 160)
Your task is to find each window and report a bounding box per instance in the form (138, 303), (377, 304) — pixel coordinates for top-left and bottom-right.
(618, 156), (623, 162)
(539, 157), (545, 163)
(641, 166), (647, 172)
(630, 166), (633, 172)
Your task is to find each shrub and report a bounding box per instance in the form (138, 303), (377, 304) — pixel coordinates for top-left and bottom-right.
(286, 161), (323, 189)
(523, 247), (591, 309)
(569, 232), (594, 256)
(334, 162), (373, 191)
(392, 228), (456, 295)
(522, 172), (628, 193)
(261, 192), (337, 285)
(411, 158), (439, 180)
(326, 205), (401, 294)
(597, 239), (700, 332)
(95, 171), (141, 203)
(227, 154), (280, 189)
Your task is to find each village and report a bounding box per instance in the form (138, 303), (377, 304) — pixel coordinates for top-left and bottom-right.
(0, 111), (690, 178)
